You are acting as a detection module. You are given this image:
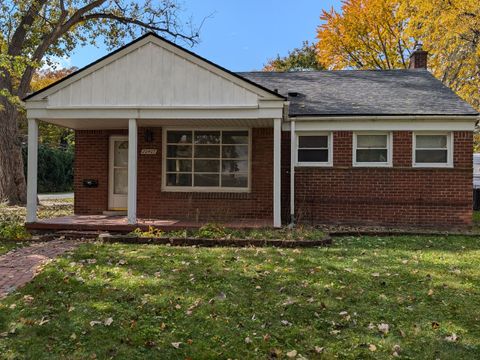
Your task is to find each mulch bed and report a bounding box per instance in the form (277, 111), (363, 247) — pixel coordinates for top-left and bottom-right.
(98, 233), (333, 248)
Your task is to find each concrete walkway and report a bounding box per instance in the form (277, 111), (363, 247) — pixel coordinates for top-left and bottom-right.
(0, 239), (82, 299)
(38, 193), (74, 201)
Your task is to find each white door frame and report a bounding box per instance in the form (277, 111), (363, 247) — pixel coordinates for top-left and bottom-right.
(108, 135), (129, 210)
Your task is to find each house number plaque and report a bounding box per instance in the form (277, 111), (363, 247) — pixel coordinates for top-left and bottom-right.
(141, 149), (157, 155)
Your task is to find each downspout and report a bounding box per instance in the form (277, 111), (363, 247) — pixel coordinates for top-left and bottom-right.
(290, 119), (296, 226)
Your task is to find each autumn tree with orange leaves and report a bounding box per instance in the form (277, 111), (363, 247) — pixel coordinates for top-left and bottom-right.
(317, 0), (480, 111)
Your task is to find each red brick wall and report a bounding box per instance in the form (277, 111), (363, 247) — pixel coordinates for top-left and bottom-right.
(293, 131), (473, 227)
(75, 128), (473, 227)
(75, 128), (273, 222)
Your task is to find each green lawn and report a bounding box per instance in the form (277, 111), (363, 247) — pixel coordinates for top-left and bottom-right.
(1, 235), (479, 359)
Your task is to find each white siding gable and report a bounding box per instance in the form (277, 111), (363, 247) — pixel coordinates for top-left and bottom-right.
(47, 41), (260, 108)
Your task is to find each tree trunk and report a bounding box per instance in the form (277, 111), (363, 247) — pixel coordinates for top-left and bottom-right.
(0, 91), (27, 205)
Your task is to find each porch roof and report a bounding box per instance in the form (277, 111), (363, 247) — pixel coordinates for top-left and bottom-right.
(24, 33), (285, 129)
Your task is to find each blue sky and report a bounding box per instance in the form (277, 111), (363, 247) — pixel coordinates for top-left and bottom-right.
(67, 0), (341, 72)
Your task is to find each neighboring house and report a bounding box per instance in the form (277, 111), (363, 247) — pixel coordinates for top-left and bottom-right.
(24, 33), (478, 229)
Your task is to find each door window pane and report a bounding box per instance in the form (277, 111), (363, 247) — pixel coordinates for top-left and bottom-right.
(114, 168), (128, 194)
(114, 141), (128, 167)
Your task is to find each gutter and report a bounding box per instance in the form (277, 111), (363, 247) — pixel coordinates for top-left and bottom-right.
(288, 115), (479, 121)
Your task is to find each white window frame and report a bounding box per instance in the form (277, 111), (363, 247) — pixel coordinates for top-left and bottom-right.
(162, 128), (251, 192)
(353, 132), (393, 167)
(412, 132), (453, 168)
(295, 131), (333, 167)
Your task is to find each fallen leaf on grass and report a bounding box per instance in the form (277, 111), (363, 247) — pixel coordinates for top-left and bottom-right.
(89, 321), (102, 327)
(171, 342), (182, 349)
(245, 337), (252, 344)
(286, 350), (297, 358)
(314, 346), (324, 353)
(369, 344), (377, 352)
(378, 323), (389, 335)
(281, 320), (292, 326)
(104, 317), (113, 326)
(445, 333), (458, 342)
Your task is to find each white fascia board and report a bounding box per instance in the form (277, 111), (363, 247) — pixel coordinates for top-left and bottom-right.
(282, 117), (477, 132)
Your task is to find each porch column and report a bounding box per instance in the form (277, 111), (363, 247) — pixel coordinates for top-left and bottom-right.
(26, 118), (38, 223)
(128, 119), (138, 225)
(273, 118), (282, 228)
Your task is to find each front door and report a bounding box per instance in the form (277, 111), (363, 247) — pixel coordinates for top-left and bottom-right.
(109, 136), (128, 210)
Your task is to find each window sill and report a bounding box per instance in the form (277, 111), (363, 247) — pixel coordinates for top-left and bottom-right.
(352, 163), (393, 168)
(295, 162), (333, 167)
(412, 163), (454, 169)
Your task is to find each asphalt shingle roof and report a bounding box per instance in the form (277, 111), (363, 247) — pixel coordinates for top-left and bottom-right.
(238, 69), (478, 117)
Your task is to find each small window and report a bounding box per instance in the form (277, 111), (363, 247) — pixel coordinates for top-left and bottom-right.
(353, 133), (392, 166)
(413, 133), (452, 167)
(296, 133), (332, 166)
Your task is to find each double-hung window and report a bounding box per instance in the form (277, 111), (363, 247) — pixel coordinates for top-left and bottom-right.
(164, 130), (250, 191)
(296, 133), (332, 166)
(413, 133), (453, 167)
(353, 132), (392, 167)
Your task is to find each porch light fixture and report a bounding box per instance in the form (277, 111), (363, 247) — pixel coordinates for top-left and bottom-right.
(144, 128), (154, 143)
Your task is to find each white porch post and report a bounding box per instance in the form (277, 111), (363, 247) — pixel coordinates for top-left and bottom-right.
(290, 119), (296, 224)
(26, 119), (38, 223)
(128, 119), (138, 225)
(273, 118), (282, 228)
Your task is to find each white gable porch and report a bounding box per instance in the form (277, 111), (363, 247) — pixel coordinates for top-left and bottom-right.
(24, 34), (286, 228)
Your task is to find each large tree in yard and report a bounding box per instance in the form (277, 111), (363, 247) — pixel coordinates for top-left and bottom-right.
(0, 0), (201, 205)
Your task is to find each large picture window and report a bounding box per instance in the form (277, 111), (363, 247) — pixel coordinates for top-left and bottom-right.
(353, 132), (392, 167)
(164, 130), (250, 191)
(413, 133), (452, 167)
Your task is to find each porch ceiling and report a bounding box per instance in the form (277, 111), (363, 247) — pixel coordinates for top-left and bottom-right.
(36, 117), (276, 130)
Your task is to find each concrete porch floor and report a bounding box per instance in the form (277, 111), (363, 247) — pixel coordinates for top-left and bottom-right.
(26, 215), (273, 233)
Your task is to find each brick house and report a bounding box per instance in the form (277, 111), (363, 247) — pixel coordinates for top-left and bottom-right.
(24, 33), (478, 230)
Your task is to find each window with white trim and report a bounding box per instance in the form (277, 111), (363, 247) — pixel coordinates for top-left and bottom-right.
(296, 133), (332, 166)
(353, 133), (392, 166)
(413, 133), (452, 167)
(164, 130), (250, 190)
